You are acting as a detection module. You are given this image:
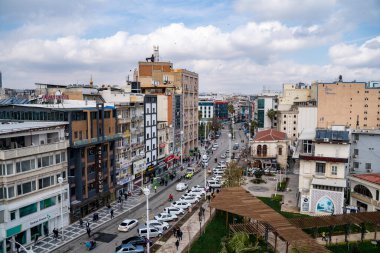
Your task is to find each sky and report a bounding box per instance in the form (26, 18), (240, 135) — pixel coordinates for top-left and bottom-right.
(0, 0), (380, 94)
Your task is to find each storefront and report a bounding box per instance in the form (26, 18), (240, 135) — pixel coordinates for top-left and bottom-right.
(164, 154), (175, 170)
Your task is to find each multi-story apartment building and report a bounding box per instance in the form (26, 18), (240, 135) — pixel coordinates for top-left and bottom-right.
(350, 129), (380, 174)
(138, 59), (199, 158)
(214, 101), (228, 121)
(0, 122), (69, 252)
(296, 127), (350, 215)
(198, 100), (214, 122)
(254, 94), (278, 129)
(0, 101), (120, 221)
(316, 81), (380, 129)
(144, 94), (158, 182)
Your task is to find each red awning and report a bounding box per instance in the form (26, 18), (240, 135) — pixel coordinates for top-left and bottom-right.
(159, 143), (166, 148)
(164, 154), (175, 163)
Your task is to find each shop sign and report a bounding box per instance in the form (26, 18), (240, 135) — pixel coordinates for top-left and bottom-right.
(301, 196), (310, 212)
(96, 144), (104, 193)
(30, 214), (50, 226)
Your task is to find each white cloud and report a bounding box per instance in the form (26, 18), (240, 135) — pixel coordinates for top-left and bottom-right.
(329, 36), (380, 68)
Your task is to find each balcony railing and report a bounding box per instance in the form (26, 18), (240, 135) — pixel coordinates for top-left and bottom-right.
(0, 140), (69, 160)
(351, 192), (380, 208)
(73, 133), (122, 147)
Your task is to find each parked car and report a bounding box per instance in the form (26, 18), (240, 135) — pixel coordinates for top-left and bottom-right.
(138, 227), (163, 238)
(176, 182), (188, 191)
(145, 220), (170, 231)
(218, 161), (227, 166)
(179, 196), (199, 204)
(211, 146), (217, 151)
(207, 180), (222, 188)
(154, 212), (178, 222)
(171, 201), (191, 210)
(213, 143), (219, 148)
(191, 185), (203, 190)
(182, 192), (201, 200)
(118, 219), (139, 232)
(121, 236), (151, 247)
(185, 168), (195, 179)
(163, 206), (185, 215)
(211, 175), (223, 182)
(221, 153), (227, 159)
(213, 171), (224, 177)
(115, 243), (144, 253)
(190, 188), (206, 196)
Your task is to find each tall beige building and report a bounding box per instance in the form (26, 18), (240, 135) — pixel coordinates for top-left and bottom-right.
(317, 82), (380, 129)
(138, 61), (199, 157)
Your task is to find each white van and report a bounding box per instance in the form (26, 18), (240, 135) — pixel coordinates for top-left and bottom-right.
(138, 226), (163, 238)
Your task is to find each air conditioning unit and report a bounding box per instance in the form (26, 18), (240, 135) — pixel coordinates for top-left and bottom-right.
(367, 169), (373, 173)
(353, 154), (357, 158)
(323, 138), (329, 142)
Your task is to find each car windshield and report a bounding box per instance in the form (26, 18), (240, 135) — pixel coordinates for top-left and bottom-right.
(120, 222), (127, 226)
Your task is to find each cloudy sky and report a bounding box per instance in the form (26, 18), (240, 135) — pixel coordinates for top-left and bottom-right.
(1, 0), (380, 93)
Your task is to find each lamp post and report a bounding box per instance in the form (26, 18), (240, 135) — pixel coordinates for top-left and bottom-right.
(142, 186), (151, 253)
(58, 176), (64, 241)
(204, 123), (207, 199)
(180, 130), (184, 169)
(228, 133), (232, 162)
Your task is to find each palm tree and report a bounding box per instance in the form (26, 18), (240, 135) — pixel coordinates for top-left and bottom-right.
(220, 232), (260, 253)
(250, 120), (258, 137)
(224, 161), (244, 187)
(266, 109), (277, 128)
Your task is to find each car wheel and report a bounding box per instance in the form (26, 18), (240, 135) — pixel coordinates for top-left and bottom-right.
(159, 233), (163, 237)
(163, 226), (168, 231)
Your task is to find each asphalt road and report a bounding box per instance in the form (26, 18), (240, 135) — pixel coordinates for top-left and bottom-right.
(64, 127), (245, 253)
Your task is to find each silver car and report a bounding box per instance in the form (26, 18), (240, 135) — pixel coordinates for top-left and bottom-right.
(138, 226), (163, 238)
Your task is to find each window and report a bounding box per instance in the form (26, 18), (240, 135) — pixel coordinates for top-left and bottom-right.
(16, 159), (35, 173)
(354, 149), (359, 156)
(38, 176), (55, 189)
(8, 186), (15, 198)
(262, 145), (267, 156)
(74, 131), (78, 139)
(153, 120), (156, 125)
(147, 133), (150, 139)
(61, 152), (66, 162)
(19, 203), (37, 218)
(303, 140), (312, 153)
(153, 155), (156, 161)
(366, 163), (372, 170)
(7, 163), (14, 175)
(146, 108), (150, 113)
(146, 146), (150, 151)
(283, 127), (286, 130)
(316, 163), (325, 175)
(153, 144), (155, 149)
(153, 108), (156, 113)
(278, 147), (282, 156)
(331, 165), (337, 175)
(10, 210), (16, 220)
(55, 154), (61, 164)
(353, 162), (359, 168)
(17, 181), (36, 195)
(40, 196), (56, 209)
(147, 157), (150, 163)
(283, 121), (286, 124)
(257, 145), (262, 155)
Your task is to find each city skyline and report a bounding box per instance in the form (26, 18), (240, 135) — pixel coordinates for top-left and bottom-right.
(1, 0), (380, 94)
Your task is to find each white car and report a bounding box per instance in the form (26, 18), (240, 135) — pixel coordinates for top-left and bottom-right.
(213, 168), (224, 174)
(213, 143), (219, 147)
(146, 219), (170, 231)
(154, 212), (178, 222)
(212, 175), (223, 182)
(191, 185), (203, 190)
(171, 201), (191, 210)
(190, 188), (206, 196)
(176, 182), (188, 191)
(211, 146), (217, 151)
(182, 192), (202, 200)
(208, 180), (222, 188)
(163, 207), (186, 215)
(118, 219), (139, 232)
(221, 153), (227, 159)
(179, 196), (199, 204)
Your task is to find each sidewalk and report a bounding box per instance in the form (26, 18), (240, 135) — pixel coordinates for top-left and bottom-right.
(27, 172), (182, 253)
(316, 232), (377, 245)
(156, 202), (215, 253)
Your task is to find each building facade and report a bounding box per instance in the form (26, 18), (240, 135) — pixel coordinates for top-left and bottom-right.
(144, 94), (158, 181)
(214, 101), (228, 121)
(350, 174), (380, 212)
(0, 122), (69, 252)
(296, 127), (350, 215)
(198, 101), (214, 122)
(254, 95), (278, 129)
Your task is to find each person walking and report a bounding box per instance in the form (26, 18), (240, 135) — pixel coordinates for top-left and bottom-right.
(87, 227), (91, 237)
(34, 233), (40, 246)
(110, 208), (114, 219)
(79, 218), (84, 228)
(86, 221), (90, 229)
(154, 185), (157, 193)
(175, 239), (179, 251)
(178, 229), (183, 241)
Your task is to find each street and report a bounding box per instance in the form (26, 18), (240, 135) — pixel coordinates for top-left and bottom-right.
(63, 127), (244, 253)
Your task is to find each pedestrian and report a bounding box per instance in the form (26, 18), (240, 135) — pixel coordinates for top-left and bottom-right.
(86, 221), (90, 229)
(201, 206), (205, 217)
(173, 227), (178, 238)
(87, 227), (91, 237)
(154, 185), (157, 193)
(93, 213), (97, 222)
(179, 229), (183, 241)
(79, 218), (84, 227)
(34, 233), (39, 246)
(207, 194), (211, 203)
(118, 196), (122, 203)
(124, 192), (128, 200)
(53, 228), (59, 239)
(110, 209), (114, 219)
(16, 244), (20, 253)
(175, 239), (179, 251)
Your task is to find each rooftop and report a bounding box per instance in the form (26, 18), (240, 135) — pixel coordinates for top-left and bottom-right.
(16, 100), (115, 110)
(0, 121), (68, 135)
(253, 129), (286, 141)
(353, 173), (380, 185)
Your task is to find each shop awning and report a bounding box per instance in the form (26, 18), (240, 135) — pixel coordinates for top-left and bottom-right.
(164, 154), (175, 162)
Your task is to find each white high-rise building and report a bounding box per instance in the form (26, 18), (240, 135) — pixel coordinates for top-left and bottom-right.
(0, 122), (70, 252)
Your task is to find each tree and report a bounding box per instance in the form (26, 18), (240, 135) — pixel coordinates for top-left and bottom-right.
(228, 103), (235, 115)
(211, 116), (221, 133)
(224, 161), (244, 187)
(250, 120), (258, 137)
(220, 232), (260, 253)
(254, 170), (263, 179)
(266, 109), (277, 128)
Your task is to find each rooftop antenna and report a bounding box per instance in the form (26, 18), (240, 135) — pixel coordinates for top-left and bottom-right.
(153, 45), (159, 62)
(90, 75), (94, 88)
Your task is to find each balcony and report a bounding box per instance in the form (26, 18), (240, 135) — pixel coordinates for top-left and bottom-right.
(0, 140), (69, 160)
(73, 133), (122, 147)
(251, 154), (277, 159)
(351, 192), (380, 209)
(118, 117), (131, 124)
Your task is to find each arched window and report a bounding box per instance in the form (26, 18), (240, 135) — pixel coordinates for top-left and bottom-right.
(263, 145), (268, 156)
(257, 145), (262, 156)
(354, 184), (373, 199)
(278, 146), (283, 156)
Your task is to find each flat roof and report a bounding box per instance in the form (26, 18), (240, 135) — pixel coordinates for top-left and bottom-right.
(0, 121), (68, 135)
(15, 100), (115, 110)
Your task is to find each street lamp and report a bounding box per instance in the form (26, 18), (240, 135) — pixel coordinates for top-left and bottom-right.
(142, 187), (151, 253)
(58, 176), (64, 241)
(180, 130), (184, 169)
(228, 134), (232, 162)
(204, 123), (207, 199)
